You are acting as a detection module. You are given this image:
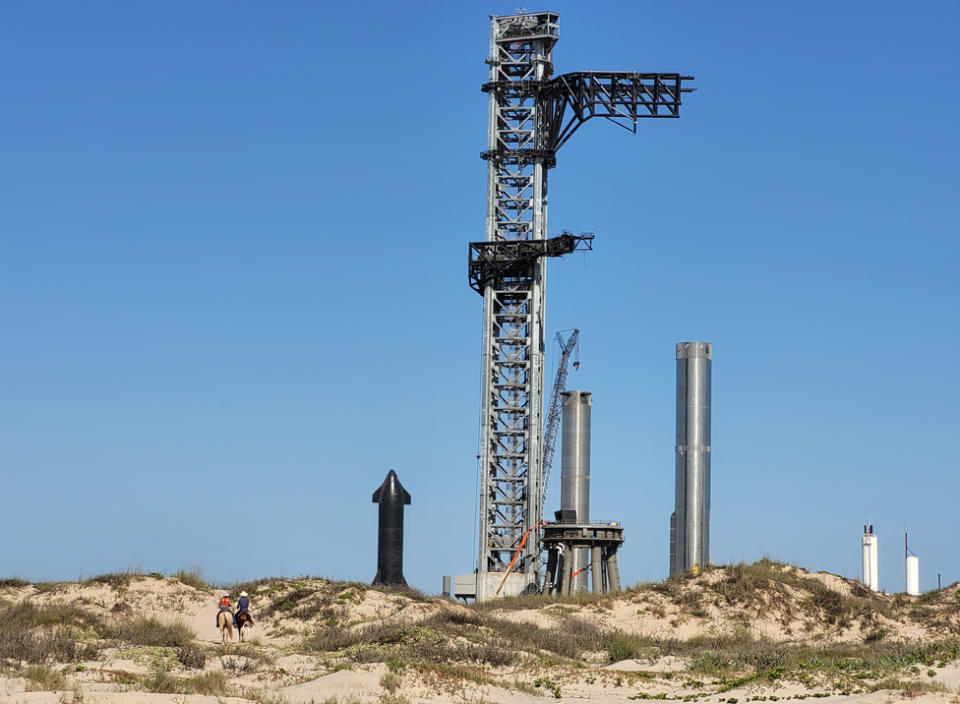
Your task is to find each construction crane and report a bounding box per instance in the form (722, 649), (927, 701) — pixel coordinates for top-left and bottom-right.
(539, 329), (580, 518)
(467, 11), (694, 601)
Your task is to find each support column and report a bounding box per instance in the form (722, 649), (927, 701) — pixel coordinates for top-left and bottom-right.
(545, 549), (559, 594)
(607, 547), (621, 593)
(561, 547), (574, 595)
(591, 545), (603, 593)
(601, 547), (609, 593)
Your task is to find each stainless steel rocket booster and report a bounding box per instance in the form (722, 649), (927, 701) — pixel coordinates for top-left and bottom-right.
(560, 390), (591, 591)
(670, 342), (711, 575)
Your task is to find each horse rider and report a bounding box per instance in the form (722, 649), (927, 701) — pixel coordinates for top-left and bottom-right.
(217, 592), (234, 627)
(237, 590), (251, 618)
(236, 590), (253, 628)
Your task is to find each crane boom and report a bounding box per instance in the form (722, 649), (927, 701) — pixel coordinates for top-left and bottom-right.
(540, 329), (579, 517)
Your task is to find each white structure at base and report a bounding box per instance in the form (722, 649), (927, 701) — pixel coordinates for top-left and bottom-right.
(451, 571), (533, 602)
(906, 555), (920, 596)
(860, 522), (879, 592)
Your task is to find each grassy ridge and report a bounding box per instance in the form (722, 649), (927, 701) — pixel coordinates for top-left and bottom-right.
(1, 559), (958, 700)
(0, 601), (195, 664)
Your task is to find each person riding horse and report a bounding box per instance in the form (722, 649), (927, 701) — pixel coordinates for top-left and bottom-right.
(237, 591), (250, 618)
(235, 590), (253, 639)
(216, 592), (234, 627)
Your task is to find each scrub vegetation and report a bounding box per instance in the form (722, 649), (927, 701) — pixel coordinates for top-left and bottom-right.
(0, 560), (957, 703)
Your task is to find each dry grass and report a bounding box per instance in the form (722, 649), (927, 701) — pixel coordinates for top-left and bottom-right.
(0, 602), (103, 664)
(0, 603), (194, 663)
(144, 668), (231, 695)
(0, 577), (31, 588)
(646, 559), (898, 632)
(472, 589), (610, 612)
(0, 626), (99, 664)
(380, 671), (402, 692)
(304, 617), (517, 666)
(265, 586), (320, 618)
(255, 580), (380, 622)
(170, 566), (212, 590)
(872, 677), (948, 698)
(601, 629), (960, 682)
(2, 601), (103, 631)
(298, 577), (960, 693)
(104, 616), (194, 647)
(227, 576), (287, 597)
(4, 560), (959, 702)
(176, 643), (207, 669)
(372, 583), (432, 603)
(190, 671), (232, 695)
(23, 664), (68, 691)
(85, 568), (142, 588)
(303, 606), (609, 666)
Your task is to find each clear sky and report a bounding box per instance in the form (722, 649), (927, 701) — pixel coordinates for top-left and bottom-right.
(2, 1), (957, 595)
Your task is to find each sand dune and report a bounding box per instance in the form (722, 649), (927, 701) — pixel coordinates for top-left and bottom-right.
(1, 562), (957, 704)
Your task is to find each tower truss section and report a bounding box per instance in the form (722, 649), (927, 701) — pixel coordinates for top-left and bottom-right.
(472, 11), (694, 600)
(475, 12), (558, 600)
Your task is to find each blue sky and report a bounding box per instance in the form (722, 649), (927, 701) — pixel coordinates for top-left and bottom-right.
(1, 1), (957, 595)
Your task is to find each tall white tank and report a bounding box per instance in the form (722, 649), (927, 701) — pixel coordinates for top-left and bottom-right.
(906, 555), (920, 596)
(860, 523), (879, 592)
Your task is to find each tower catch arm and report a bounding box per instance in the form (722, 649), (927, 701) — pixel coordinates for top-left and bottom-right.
(468, 232), (594, 294)
(543, 72), (694, 152)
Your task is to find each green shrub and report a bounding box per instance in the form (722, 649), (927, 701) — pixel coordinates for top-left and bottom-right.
(177, 644), (207, 669)
(605, 635), (642, 663)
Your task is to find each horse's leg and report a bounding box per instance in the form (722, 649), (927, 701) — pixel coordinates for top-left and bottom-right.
(220, 614), (230, 645)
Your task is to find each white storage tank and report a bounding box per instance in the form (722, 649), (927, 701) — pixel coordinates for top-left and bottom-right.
(860, 522), (879, 592)
(906, 555), (920, 596)
(905, 530), (920, 596)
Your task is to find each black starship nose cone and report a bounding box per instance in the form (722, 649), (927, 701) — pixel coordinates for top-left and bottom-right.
(372, 469), (411, 586)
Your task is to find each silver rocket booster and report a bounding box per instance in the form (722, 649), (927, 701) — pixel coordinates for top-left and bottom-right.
(561, 390), (591, 591)
(670, 342), (711, 575)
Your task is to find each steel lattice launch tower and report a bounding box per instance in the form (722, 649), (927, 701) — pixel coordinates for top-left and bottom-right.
(670, 342), (711, 575)
(469, 11), (693, 599)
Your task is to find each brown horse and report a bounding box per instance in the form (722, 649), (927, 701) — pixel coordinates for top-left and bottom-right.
(217, 610), (234, 645)
(236, 610), (253, 642)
